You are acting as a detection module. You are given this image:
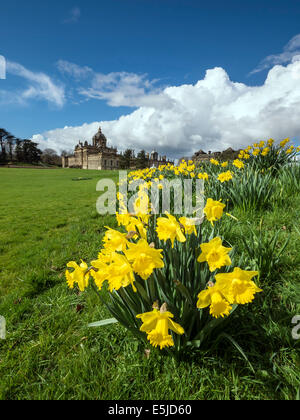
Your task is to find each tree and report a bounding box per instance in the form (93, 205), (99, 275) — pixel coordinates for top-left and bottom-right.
(61, 150), (72, 157)
(120, 149), (133, 169)
(136, 150), (148, 169)
(15, 139), (24, 162)
(42, 148), (61, 166)
(22, 140), (42, 164)
(0, 128), (9, 162)
(6, 134), (16, 162)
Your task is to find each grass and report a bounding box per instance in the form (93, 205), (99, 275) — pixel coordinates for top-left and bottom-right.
(0, 167), (299, 400)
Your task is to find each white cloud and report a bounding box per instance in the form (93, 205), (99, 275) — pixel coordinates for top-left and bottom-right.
(250, 33), (300, 75)
(57, 60), (92, 80)
(56, 60), (163, 107)
(79, 71), (164, 107)
(33, 59), (300, 159)
(0, 61), (65, 107)
(63, 7), (81, 24)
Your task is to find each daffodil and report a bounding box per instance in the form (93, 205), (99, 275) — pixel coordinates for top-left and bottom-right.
(215, 267), (262, 304)
(133, 190), (149, 217)
(90, 260), (108, 291)
(137, 303), (184, 349)
(179, 217), (197, 235)
(103, 227), (128, 252)
(125, 239), (164, 280)
(116, 212), (132, 228)
(197, 237), (232, 272)
(66, 260), (89, 291)
(218, 170), (233, 183)
(280, 138), (290, 148)
(197, 284), (232, 318)
(204, 198), (225, 225)
(156, 213), (186, 247)
(106, 253), (136, 292)
(210, 158), (219, 166)
(117, 213), (148, 240)
(261, 147), (270, 156)
(233, 159), (244, 169)
(198, 172), (209, 180)
(221, 161), (228, 167)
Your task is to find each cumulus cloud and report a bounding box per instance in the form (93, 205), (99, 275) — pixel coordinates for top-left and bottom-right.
(33, 59), (300, 159)
(250, 33), (300, 74)
(0, 61), (65, 107)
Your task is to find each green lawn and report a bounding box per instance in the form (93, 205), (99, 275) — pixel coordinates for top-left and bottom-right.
(0, 167), (299, 400)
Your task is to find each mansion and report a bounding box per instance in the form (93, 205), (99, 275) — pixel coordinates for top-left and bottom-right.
(62, 127), (173, 170)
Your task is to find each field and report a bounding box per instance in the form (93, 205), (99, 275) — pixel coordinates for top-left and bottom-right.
(0, 167), (299, 400)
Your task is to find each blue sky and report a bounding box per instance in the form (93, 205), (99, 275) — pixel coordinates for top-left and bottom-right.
(1, 0), (300, 158)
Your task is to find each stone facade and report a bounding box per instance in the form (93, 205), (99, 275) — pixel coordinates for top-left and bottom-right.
(146, 151), (173, 168)
(192, 147), (241, 162)
(62, 127), (174, 170)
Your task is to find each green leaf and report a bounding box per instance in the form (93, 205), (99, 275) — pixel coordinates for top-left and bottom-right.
(88, 318), (119, 328)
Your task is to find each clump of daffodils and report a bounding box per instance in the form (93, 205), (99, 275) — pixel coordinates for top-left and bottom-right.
(229, 138), (300, 174)
(66, 186), (262, 353)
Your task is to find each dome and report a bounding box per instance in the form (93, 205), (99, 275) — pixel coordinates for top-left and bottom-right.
(93, 127), (107, 147)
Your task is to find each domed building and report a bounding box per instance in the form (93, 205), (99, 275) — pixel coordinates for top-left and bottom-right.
(62, 127), (120, 170)
(62, 127), (174, 170)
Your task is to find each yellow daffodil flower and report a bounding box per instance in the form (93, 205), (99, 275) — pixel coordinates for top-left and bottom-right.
(125, 239), (164, 280)
(137, 304), (184, 349)
(179, 217), (197, 235)
(197, 284), (232, 318)
(106, 253), (136, 292)
(233, 159), (244, 169)
(261, 147), (270, 156)
(66, 260), (89, 291)
(197, 237), (232, 272)
(198, 172), (209, 180)
(156, 213), (186, 247)
(103, 227), (128, 252)
(215, 267), (262, 304)
(218, 170), (233, 183)
(280, 138), (290, 148)
(210, 158), (219, 166)
(204, 198), (225, 225)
